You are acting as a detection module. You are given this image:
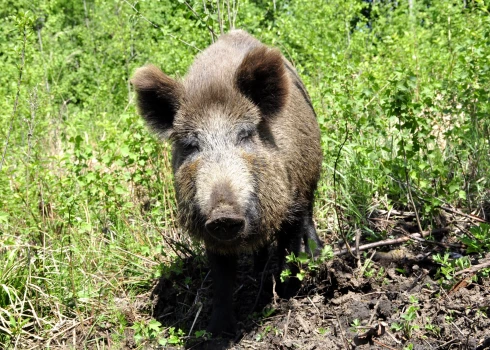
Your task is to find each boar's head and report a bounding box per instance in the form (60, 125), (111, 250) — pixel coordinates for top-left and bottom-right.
(131, 45), (292, 254)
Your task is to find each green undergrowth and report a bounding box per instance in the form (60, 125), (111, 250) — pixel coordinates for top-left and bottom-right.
(1, 0), (489, 348)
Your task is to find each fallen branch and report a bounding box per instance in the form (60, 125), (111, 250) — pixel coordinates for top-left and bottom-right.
(335, 312), (350, 349)
(439, 206), (488, 223)
(333, 228), (449, 257)
(372, 338), (398, 350)
(373, 209), (415, 218)
(454, 258), (490, 277)
(283, 309), (291, 340)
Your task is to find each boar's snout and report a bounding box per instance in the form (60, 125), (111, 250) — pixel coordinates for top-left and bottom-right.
(200, 177), (250, 241)
(205, 208), (245, 241)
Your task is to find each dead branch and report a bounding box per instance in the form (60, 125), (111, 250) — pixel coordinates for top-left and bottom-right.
(333, 228), (449, 257)
(439, 206), (488, 223)
(283, 309), (291, 339)
(335, 312), (350, 349)
(454, 258), (490, 277)
(373, 209), (415, 218)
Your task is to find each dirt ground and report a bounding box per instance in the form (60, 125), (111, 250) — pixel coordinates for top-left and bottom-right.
(140, 239), (489, 349)
(113, 207), (490, 350)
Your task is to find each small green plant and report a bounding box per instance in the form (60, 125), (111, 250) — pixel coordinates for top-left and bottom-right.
(255, 325), (272, 342)
(163, 327), (186, 347)
(132, 320), (185, 347)
(350, 318), (361, 332)
(262, 307), (276, 318)
(318, 327), (329, 335)
(424, 317), (440, 336)
(391, 296), (420, 339)
(445, 312), (455, 323)
(433, 253), (472, 287)
(361, 255), (375, 278)
(194, 329), (211, 339)
(459, 224), (490, 254)
(132, 319), (163, 344)
(280, 240), (333, 282)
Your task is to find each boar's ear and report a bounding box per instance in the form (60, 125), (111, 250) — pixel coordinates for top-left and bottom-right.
(131, 64), (183, 137)
(235, 46), (289, 117)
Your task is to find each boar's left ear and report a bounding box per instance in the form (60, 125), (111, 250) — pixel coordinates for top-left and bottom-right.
(131, 64), (183, 137)
(235, 46), (290, 117)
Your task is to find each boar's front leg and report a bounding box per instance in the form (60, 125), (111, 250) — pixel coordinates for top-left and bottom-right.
(206, 250), (238, 335)
(277, 213), (323, 297)
(303, 215), (323, 256)
(276, 222), (303, 298)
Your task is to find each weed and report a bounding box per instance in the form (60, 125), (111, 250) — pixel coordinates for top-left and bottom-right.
(391, 296), (420, 339)
(350, 318), (361, 332)
(433, 253), (472, 288)
(459, 224), (490, 254)
(255, 325), (272, 342)
(280, 240), (333, 282)
(424, 317), (440, 336)
(318, 327), (329, 335)
(132, 320), (185, 347)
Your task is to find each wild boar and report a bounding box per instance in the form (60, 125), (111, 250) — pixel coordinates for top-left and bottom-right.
(131, 30), (323, 335)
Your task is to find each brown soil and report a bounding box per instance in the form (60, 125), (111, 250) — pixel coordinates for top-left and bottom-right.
(145, 243), (489, 350)
(104, 206), (490, 350)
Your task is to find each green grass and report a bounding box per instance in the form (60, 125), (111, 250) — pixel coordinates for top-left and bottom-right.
(1, 0), (490, 348)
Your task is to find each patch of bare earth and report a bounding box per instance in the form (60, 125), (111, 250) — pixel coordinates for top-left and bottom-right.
(148, 206), (489, 350)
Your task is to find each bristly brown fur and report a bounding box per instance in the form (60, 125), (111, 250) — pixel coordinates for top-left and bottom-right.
(235, 46), (290, 117)
(132, 29), (324, 336)
(131, 30), (322, 255)
(130, 64), (183, 136)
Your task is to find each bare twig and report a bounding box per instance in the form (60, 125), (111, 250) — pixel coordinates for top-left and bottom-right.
(399, 118), (424, 235)
(188, 302), (203, 337)
(355, 227), (361, 265)
(333, 121), (355, 258)
(372, 338), (398, 350)
(335, 312), (350, 348)
(439, 205), (488, 223)
(435, 339), (458, 350)
(358, 249), (376, 278)
(183, 0), (217, 40)
(394, 226), (461, 249)
(334, 228), (449, 256)
(272, 275), (279, 307)
(306, 296), (321, 315)
(368, 298), (381, 325)
(225, 0), (232, 29)
(283, 309), (291, 339)
(44, 317), (94, 345)
(215, 0), (223, 35)
(454, 259), (490, 277)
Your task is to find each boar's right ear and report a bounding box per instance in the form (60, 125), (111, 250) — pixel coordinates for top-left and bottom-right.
(131, 64), (183, 137)
(235, 46), (289, 117)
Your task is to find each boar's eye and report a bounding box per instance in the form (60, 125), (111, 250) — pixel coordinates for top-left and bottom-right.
(237, 127), (255, 145)
(181, 137), (200, 155)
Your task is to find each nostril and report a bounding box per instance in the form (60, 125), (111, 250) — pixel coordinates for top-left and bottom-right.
(205, 215), (245, 241)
